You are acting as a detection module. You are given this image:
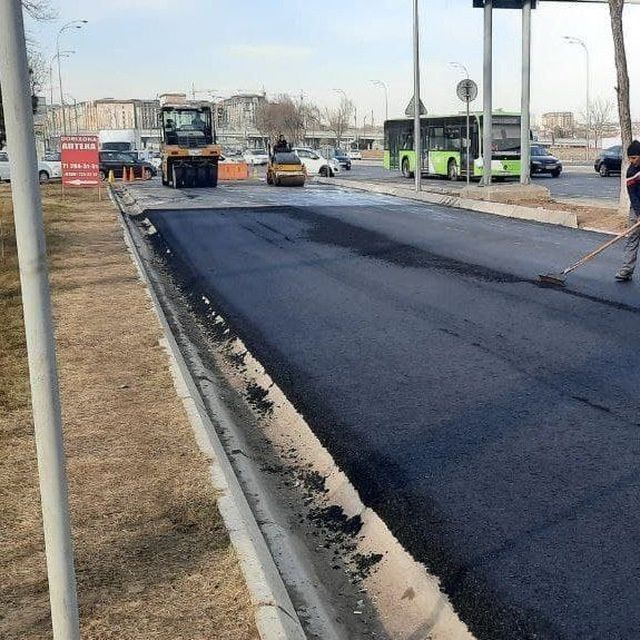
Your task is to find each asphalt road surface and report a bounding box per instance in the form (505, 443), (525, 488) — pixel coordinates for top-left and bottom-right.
(135, 181), (640, 640)
(339, 162), (620, 204)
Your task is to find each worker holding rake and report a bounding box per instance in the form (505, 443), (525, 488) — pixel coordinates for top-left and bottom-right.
(615, 140), (640, 282)
(539, 142), (640, 287)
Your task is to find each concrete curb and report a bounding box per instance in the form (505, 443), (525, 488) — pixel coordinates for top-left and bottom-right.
(318, 177), (579, 228)
(108, 187), (307, 640)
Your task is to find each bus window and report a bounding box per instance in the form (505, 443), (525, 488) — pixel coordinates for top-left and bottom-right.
(444, 126), (461, 151)
(492, 121), (521, 152)
(400, 131), (413, 150)
(430, 126), (444, 150)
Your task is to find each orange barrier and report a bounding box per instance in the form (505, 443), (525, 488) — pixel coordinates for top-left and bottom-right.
(219, 162), (250, 181)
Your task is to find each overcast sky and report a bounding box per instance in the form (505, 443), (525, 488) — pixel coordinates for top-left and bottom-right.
(28, 0), (640, 125)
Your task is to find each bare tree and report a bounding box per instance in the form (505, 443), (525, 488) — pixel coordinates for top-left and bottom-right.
(0, 0), (55, 147)
(587, 97), (614, 150)
(608, 0), (632, 214)
(256, 94), (312, 146)
(299, 101), (322, 141)
(325, 97), (353, 148)
(22, 0), (56, 20)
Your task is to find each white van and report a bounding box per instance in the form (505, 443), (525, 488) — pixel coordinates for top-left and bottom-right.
(291, 147), (340, 177)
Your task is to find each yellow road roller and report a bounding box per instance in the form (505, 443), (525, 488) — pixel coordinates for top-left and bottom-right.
(266, 151), (306, 187)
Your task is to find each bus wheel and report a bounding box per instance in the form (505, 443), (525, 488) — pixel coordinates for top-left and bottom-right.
(401, 158), (414, 179)
(448, 159), (459, 181)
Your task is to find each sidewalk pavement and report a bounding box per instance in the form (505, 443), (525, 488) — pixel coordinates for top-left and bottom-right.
(317, 176), (626, 235)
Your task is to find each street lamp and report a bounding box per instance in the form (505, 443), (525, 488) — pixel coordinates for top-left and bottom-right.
(563, 35), (590, 160)
(56, 19), (87, 134)
(448, 61), (470, 79)
(65, 94), (78, 133)
(48, 50), (73, 139)
(370, 79), (389, 122)
(333, 88), (356, 149)
(49, 51), (73, 106)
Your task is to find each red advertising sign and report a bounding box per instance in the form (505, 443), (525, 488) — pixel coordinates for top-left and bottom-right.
(61, 135), (99, 186)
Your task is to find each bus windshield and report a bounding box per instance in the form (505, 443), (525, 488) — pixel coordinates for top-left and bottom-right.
(492, 120), (521, 153)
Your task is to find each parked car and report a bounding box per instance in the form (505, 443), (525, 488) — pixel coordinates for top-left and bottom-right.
(348, 149), (363, 160)
(139, 150), (162, 170)
(0, 150), (62, 183)
(333, 148), (352, 171)
(243, 148), (269, 166)
(291, 147), (340, 177)
(98, 151), (156, 180)
(530, 145), (562, 178)
(594, 145), (622, 177)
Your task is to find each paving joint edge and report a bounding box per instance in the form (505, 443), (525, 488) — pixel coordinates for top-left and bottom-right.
(108, 185), (307, 640)
(317, 177), (579, 228)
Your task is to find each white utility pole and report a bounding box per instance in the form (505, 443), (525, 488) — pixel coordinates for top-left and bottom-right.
(413, 0), (422, 192)
(0, 2), (80, 639)
(482, 0), (493, 186)
(520, 0), (532, 185)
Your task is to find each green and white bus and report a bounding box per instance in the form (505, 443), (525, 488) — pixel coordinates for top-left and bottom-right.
(383, 112), (522, 180)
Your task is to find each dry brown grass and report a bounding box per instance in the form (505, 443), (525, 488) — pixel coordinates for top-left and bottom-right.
(0, 183), (257, 639)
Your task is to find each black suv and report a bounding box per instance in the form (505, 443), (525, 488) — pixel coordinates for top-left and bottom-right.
(98, 151), (157, 180)
(594, 145), (622, 177)
(530, 145), (562, 178)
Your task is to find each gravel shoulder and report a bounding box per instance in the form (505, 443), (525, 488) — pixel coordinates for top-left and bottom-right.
(0, 184), (257, 639)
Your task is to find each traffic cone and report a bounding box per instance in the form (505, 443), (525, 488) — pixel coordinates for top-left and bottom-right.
(121, 166), (128, 182)
(129, 166), (136, 182)
(107, 169), (115, 183)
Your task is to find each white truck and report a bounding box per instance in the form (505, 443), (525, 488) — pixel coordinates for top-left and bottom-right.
(99, 129), (137, 152)
(0, 149), (62, 183)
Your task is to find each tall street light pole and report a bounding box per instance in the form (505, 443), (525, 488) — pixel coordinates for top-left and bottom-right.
(65, 94), (78, 133)
(333, 88), (352, 149)
(563, 35), (590, 161)
(521, 0), (532, 185)
(0, 2), (81, 639)
(56, 20), (87, 135)
(49, 51), (74, 139)
(413, 0), (422, 192)
(482, 0), (493, 187)
(371, 79), (389, 122)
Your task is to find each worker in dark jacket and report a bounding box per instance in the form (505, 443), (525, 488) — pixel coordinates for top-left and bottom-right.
(616, 140), (640, 281)
(273, 134), (290, 154)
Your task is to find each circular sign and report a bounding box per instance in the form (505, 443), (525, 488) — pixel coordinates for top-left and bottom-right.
(456, 79), (478, 103)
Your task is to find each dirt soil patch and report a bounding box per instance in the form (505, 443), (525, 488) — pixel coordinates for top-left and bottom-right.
(0, 183), (257, 639)
(480, 195), (627, 234)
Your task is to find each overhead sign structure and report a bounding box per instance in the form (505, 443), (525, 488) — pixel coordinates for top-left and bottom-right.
(473, 0), (537, 6)
(61, 135), (99, 186)
(404, 95), (427, 118)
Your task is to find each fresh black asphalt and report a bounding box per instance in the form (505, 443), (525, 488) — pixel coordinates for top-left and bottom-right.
(144, 188), (640, 640)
